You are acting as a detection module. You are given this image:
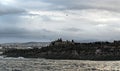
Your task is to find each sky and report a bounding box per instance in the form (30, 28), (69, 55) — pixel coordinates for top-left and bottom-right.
(0, 0), (120, 43)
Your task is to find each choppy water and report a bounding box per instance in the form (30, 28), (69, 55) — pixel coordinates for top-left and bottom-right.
(0, 57), (120, 71)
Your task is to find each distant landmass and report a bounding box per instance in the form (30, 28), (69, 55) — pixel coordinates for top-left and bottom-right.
(0, 42), (50, 49)
(2, 38), (120, 60)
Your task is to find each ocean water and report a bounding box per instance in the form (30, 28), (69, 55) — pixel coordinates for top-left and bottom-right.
(0, 57), (120, 71)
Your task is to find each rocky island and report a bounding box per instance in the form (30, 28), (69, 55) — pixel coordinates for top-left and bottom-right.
(3, 38), (120, 60)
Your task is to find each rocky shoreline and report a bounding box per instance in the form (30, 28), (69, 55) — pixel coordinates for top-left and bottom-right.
(3, 39), (120, 60)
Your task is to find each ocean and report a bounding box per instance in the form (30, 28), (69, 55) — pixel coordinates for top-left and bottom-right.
(0, 57), (119, 71)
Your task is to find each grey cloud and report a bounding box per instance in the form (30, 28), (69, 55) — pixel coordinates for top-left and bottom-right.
(1, 0), (120, 43)
(62, 28), (83, 32)
(15, 0), (53, 10)
(0, 27), (58, 40)
(0, 27), (28, 37)
(0, 4), (26, 16)
(42, 0), (120, 12)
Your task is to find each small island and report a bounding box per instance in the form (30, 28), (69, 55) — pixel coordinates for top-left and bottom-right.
(3, 38), (120, 60)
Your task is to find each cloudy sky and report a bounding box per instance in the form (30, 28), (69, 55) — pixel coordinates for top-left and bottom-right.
(0, 0), (120, 43)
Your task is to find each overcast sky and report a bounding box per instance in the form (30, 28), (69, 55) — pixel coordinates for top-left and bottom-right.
(0, 0), (120, 43)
